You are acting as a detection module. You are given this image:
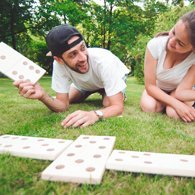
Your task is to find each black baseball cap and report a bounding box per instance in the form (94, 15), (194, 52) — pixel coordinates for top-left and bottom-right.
(46, 24), (83, 56)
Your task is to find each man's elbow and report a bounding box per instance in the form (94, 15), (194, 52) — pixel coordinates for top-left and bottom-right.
(116, 104), (124, 116)
(50, 104), (69, 113)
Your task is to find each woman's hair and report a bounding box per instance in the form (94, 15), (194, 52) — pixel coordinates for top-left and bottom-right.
(155, 10), (195, 48)
(180, 10), (195, 48)
(155, 31), (169, 37)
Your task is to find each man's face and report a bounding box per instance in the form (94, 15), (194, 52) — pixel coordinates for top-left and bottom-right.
(60, 36), (89, 74)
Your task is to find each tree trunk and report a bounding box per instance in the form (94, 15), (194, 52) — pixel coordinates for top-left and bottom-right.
(107, 3), (113, 50)
(10, 4), (16, 49)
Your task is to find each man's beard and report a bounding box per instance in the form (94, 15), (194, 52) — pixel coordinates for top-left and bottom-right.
(61, 55), (89, 74)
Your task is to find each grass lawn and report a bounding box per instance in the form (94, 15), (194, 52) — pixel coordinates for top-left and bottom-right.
(0, 77), (195, 195)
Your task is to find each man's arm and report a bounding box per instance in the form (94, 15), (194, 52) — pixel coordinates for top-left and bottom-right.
(13, 80), (69, 112)
(39, 92), (69, 112)
(61, 92), (124, 128)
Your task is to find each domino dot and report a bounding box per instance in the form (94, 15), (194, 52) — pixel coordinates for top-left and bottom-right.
(12, 71), (18, 75)
(37, 139), (44, 141)
(119, 151), (125, 154)
(86, 167), (95, 172)
(23, 61), (28, 65)
(2, 136), (10, 138)
(35, 69), (40, 74)
(12, 137), (19, 139)
(47, 148), (55, 151)
(93, 154), (101, 158)
(131, 155), (139, 158)
(41, 144), (49, 146)
(89, 140), (96, 144)
(75, 159), (84, 163)
(18, 75), (24, 79)
(23, 146), (30, 149)
(144, 161), (152, 164)
(25, 79), (31, 82)
(0, 55), (6, 60)
(4, 144), (12, 147)
(67, 153), (75, 156)
(58, 140), (65, 143)
(143, 153), (151, 156)
(75, 144), (82, 148)
(55, 165), (65, 169)
(83, 136), (89, 139)
(29, 65), (34, 70)
(21, 137), (28, 140)
(180, 159), (188, 162)
(115, 158), (123, 161)
(99, 146), (106, 149)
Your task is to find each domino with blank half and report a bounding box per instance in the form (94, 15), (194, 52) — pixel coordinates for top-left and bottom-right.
(41, 135), (116, 184)
(0, 42), (46, 84)
(0, 134), (73, 160)
(106, 150), (195, 177)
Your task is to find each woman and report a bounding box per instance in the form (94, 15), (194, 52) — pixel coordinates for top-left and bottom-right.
(140, 10), (195, 122)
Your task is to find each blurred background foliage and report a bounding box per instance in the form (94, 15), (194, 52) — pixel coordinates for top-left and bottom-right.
(0, 0), (194, 82)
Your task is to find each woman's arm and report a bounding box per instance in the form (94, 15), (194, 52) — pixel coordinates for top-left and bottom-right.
(175, 65), (195, 102)
(144, 50), (195, 122)
(144, 48), (180, 108)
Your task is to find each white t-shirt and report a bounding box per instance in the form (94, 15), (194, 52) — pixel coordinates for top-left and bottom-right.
(51, 48), (130, 96)
(147, 36), (195, 91)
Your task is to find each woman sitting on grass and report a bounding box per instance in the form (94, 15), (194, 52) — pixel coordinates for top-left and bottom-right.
(140, 10), (195, 122)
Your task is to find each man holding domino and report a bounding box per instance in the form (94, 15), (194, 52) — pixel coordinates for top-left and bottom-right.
(14, 24), (129, 128)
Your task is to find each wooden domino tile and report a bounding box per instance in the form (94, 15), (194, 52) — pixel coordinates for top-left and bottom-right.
(41, 135), (116, 184)
(0, 42), (46, 84)
(106, 150), (195, 177)
(0, 134), (73, 160)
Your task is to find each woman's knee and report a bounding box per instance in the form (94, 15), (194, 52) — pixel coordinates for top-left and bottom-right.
(140, 95), (164, 112)
(166, 106), (180, 119)
(140, 99), (157, 112)
(140, 90), (161, 112)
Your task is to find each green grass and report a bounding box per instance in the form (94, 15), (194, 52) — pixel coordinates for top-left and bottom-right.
(0, 77), (195, 195)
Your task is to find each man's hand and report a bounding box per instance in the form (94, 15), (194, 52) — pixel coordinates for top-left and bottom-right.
(13, 80), (45, 100)
(61, 110), (99, 128)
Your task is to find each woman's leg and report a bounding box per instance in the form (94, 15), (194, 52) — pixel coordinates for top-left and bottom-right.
(140, 89), (165, 113)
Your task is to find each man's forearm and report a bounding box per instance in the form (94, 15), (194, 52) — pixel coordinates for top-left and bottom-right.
(39, 93), (69, 112)
(98, 104), (124, 119)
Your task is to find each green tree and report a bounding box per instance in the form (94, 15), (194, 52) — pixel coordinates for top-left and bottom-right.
(172, 0), (184, 6)
(0, 0), (36, 50)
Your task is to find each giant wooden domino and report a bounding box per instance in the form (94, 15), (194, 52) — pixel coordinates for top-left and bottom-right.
(106, 150), (195, 177)
(0, 134), (73, 160)
(0, 42), (46, 84)
(41, 135), (116, 184)
(0, 134), (195, 185)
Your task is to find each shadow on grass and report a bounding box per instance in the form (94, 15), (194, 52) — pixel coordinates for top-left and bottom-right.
(71, 98), (103, 107)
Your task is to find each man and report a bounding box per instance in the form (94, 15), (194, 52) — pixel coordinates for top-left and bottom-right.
(14, 24), (130, 128)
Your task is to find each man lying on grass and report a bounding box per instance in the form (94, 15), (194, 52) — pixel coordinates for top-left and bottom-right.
(14, 24), (129, 128)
